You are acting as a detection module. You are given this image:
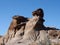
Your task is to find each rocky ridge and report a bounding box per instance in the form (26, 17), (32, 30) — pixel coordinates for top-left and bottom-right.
(0, 8), (60, 45)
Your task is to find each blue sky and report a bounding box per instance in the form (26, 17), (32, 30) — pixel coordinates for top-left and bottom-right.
(0, 0), (60, 35)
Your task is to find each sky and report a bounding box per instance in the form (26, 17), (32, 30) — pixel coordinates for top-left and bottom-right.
(0, 0), (60, 35)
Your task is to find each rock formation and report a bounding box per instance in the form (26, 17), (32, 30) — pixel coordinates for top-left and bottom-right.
(0, 8), (60, 45)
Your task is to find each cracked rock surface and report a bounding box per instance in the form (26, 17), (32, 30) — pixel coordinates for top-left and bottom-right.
(0, 8), (60, 45)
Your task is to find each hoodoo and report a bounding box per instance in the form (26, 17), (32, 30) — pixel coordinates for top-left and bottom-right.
(0, 8), (60, 45)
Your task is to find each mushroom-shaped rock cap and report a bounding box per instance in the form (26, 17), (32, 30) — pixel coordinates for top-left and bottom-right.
(12, 15), (28, 23)
(12, 15), (26, 19)
(32, 8), (44, 18)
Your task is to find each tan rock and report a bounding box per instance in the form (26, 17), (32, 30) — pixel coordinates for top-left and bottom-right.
(0, 8), (60, 45)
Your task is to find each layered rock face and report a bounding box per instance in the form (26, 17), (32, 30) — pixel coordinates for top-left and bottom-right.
(0, 8), (60, 45)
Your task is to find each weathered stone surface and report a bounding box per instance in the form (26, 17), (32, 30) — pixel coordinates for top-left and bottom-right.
(0, 8), (60, 45)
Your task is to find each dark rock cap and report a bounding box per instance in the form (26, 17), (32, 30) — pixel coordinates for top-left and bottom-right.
(32, 8), (44, 18)
(12, 15), (28, 24)
(12, 15), (26, 19)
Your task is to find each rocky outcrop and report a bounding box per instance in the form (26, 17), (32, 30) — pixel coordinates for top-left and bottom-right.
(0, 8), (60, 45)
